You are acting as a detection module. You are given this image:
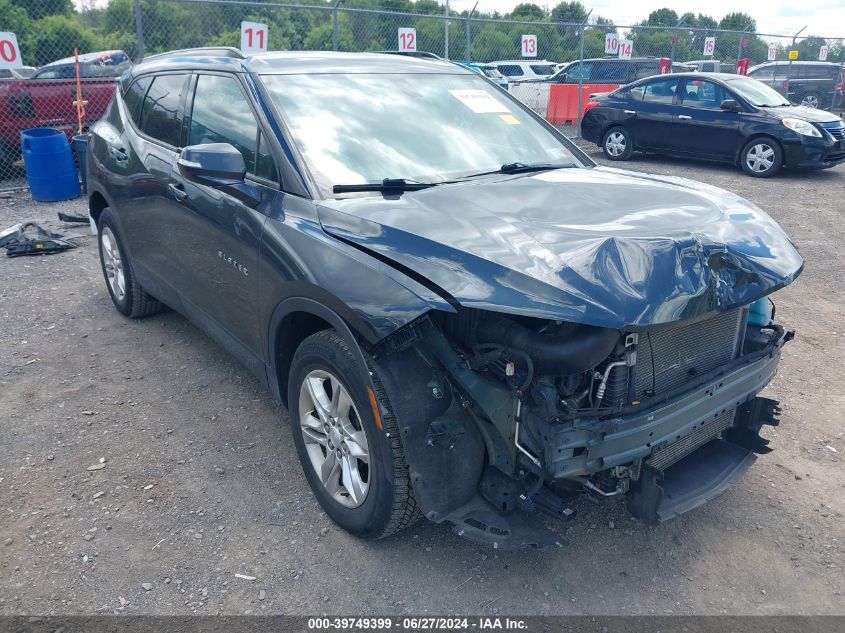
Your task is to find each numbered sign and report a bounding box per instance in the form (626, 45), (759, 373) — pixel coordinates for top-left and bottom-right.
(0, 32), (23, 69)
(398, 27), (416, 52)
(703, 37), (716, 56)
(819, 45), (828, 61)
(767, 44), (777, 61)
(240, 21), (268, 53)
(521, 34), (537, 58)
(618, 39), (633, 60)
(604, 33), (619, 55)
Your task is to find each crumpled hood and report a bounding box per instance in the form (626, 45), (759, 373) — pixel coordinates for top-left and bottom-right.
(317, 166), (803, 329)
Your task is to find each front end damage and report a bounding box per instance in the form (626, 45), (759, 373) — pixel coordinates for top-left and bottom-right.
(370, 304), (793, 549)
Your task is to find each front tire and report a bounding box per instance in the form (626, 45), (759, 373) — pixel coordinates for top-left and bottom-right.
(740, 138), (783, 178)
(288, 330), (418, 539)
(97, 208), (162, 318)
(602, 126), (634, 161)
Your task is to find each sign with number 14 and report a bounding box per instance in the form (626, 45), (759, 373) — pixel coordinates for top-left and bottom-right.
(618, 39), (632, 60)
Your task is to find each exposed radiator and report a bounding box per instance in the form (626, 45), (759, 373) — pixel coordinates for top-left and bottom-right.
(647, 409), (736, 471)
(635, 309), (744, 400)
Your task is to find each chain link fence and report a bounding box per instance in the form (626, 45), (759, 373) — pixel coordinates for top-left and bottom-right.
(1, 0), (844, 189)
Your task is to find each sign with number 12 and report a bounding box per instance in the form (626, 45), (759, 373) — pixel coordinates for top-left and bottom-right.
(398, 28), (417, 52)
(240, 21), (268, 53)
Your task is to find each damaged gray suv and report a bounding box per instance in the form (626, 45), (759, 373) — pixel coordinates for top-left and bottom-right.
(87, 49), (803, 548)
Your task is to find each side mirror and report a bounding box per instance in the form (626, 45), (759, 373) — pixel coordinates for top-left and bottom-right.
(177, 143), (261, 208)
(720, 99), (741, 112)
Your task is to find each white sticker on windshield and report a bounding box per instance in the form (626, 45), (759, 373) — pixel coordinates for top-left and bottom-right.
(449, 89), (510, 114)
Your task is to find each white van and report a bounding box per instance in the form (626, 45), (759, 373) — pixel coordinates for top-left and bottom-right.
(489, 60), (558, 81)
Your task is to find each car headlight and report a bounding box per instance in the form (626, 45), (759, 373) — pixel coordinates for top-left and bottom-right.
(782, 118), (822, 137)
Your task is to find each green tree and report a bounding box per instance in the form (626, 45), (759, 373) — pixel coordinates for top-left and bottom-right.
(27, 13), (102, 65)
(510, 4), (546, 22)
(550, 2), (587, 24)
(11, 0), (71, 21)
(645, 8), (678, 27)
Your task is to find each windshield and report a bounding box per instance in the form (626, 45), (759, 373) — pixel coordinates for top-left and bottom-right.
(261, 72), (581, 197)
(725, 77), (790, 106)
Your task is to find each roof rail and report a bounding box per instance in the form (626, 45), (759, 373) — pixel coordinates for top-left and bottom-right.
(143, 47), (245, 62)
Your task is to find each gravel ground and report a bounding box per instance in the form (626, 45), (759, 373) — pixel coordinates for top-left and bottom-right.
(1, 151), (843, 617)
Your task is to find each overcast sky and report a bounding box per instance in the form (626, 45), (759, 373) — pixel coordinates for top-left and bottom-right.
(72, 1), (845, 38)
(450, 0), (845, 36)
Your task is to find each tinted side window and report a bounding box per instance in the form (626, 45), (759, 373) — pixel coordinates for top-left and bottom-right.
(633, 62), (659, 81)
(804, 65), (837, 79)
(189, 74), (276, 181)
(680, 80), (726, 108)
(641, 79), (679, 104)
(749, 67), (774, 81)
(497, 65), (523, 77)
(140, 74), (187, 146)
(123, 76), (151, 128)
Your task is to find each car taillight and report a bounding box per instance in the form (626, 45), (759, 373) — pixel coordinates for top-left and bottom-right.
(584, 101), (600, 113)
(782, 80), (789, 92)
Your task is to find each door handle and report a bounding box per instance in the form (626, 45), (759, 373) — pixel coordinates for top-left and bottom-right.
(678, 115), (693, 120)
(109, 146), (128, 162)
(623, 110), (637, 115)
(168, 182), (188, 202)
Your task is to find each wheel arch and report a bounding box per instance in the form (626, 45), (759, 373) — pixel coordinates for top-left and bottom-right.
(88, 186), (116, 228)
(268, 297), (377, 408)
(735, 133), (785, 166)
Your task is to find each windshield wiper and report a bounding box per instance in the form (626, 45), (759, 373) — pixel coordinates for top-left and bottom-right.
(457, 162), (576, 180)
(499, 161), (575, 174)
(332, 178), (437, 194)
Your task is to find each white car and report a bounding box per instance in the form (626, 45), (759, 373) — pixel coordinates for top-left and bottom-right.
(489, 60), (558, 81)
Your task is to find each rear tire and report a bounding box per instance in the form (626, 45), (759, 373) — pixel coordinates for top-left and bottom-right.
(97, 208), (162, 318)
(602, 126), (634, 161)
(288, 330), (419, 539)
(798, 92), (820, 109)
(740, 138), (783, 178)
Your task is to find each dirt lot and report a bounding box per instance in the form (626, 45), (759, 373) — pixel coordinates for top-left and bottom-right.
(1, 151), (843, 617)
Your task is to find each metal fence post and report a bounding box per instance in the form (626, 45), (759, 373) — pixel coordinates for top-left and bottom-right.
(785, 26), (807, 103)
(444, 1), (449, 60)
(466, 3), (478, 63)
(670, 16), (684, 65)
(576, 12), (591, 137)
(332, 0), (342, 52)
(133, 0), (145, 61)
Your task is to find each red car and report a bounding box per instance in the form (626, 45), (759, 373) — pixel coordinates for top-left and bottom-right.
(0, 50), (130, 172)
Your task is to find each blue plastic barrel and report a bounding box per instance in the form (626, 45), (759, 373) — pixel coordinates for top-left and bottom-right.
(20, 128), (81, 202)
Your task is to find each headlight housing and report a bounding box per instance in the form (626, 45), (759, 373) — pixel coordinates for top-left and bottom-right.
(782, 118), (822, 137)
